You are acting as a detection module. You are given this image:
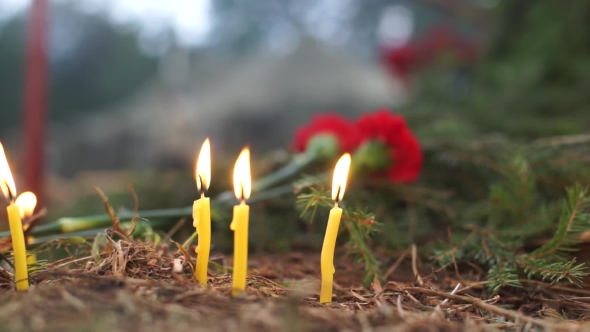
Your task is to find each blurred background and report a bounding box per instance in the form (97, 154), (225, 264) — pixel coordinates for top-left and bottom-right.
(0, 0), (588, 220)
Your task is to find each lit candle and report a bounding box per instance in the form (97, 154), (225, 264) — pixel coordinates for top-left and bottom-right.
(15, 191), (37, 265)
(320, 153), (351, 304)
(0, 142), (30, 291)
(193, 138), (212, 285)
(230, 147), (251, 296)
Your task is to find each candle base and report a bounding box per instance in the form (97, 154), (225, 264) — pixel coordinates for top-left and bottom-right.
(319, 283), (333, 304)
(7, 204), (30, 291)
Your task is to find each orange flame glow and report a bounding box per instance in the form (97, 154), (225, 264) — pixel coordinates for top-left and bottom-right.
(195, 138), (211, 193)
(15, 192), (37, 219)
(233, 148), (251, 201)
(331, 153), (351, 203)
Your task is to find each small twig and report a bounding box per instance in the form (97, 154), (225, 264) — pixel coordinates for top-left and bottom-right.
(440, 283), (461, 306)
(402, 287), (560, 329)
(396, 295), (405, 317)
(452, 295), (499, 313)
(384, 249), (409, 279)
(431, 283), (461, 318)
(163, 218), (187, 244)
(126, 184), (140, 237)
(447, 228), (465, 284)
(520, 279), (590, 296)
(407, 204), (417, 242)
(54, 255), (94, 268)
(182, 231), (198, 251)
(411, 244), (424, 286)
(93, 187), (130, 241)
(404, 291), (421, 304)
(23, 207), (48, 234)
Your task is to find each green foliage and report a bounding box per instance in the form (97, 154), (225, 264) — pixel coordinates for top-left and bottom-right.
(431, 173), (590, 294)
(528, 184), (590, 260)
(487, 262), (521, 294)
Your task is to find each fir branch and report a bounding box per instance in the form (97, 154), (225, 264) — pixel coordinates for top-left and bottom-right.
(295, 187), (332, 222)
(342, 206), (380, 283)
(487, 262), (522, 294)
(528, 183), (590, 260)
(517, 258), (587, 285)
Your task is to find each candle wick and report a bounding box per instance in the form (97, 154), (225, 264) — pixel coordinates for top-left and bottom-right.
(334, 201), (339, 208)
(198, 175), (207, 197)
(3, 180), (14, 204)
(240, 186), (245, 202)
(334, 186), (341, 206)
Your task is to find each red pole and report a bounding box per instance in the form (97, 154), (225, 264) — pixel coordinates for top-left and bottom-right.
(22, 0), (48, 209)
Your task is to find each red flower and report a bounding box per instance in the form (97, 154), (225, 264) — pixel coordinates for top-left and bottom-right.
(379, 44), (417, 85)
(293, 113), (361, 154)
(355, 109), (423, 183)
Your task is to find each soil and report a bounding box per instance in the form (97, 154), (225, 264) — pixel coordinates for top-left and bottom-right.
(0, 239), (589, 332)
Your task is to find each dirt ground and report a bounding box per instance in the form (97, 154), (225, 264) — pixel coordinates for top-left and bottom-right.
(1, 240), (589, 332)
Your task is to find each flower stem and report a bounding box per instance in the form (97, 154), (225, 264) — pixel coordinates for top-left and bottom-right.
(215, 152), (316, 202)
(0, 183), (297, 239)
(1, 154), (314, 240)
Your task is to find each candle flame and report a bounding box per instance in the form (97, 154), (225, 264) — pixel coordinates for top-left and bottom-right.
(331, 153), (351, 203)
(233, 148), (251, 201)
(15, 192), (37, 219)
(195, 138), (211, 193)
(0, 142), (17, 201)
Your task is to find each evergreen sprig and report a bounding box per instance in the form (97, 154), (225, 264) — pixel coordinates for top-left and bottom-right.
(487, 262), (522, 294)
(432, 169), (590, 293)
(527, 183), (590, 260)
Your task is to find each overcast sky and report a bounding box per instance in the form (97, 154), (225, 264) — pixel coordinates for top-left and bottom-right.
(0, 0), (212, 46)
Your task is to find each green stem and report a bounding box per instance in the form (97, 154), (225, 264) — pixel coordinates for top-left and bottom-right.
(1, 154), (314, 240)
(214, 152), (316, 202)
(28, 219), (171, 248)
(0, 183), (297, 239)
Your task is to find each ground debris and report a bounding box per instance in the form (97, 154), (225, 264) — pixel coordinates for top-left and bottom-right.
(1, 237), (589, 331)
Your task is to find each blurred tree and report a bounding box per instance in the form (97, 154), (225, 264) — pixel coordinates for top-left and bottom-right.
(0, 18), (25, 131)
(0, 2), (158, 135)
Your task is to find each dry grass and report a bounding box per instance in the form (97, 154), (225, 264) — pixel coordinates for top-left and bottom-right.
(1, 234), (590, 332)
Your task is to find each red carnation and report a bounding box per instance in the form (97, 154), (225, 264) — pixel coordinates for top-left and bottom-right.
(293, 113), (361, 154)
(355, 109), (423, 183)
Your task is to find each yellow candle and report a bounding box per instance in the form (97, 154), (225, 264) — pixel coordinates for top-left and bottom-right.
(0, 142), (30, 291)
(7, 204), (29, 290)
(194, 139), (212, 285)
(230, 202), (249, 295)
(320, 206), (342, 303)
(230, 147), (251, 296)
(320, 153), (351, 304)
